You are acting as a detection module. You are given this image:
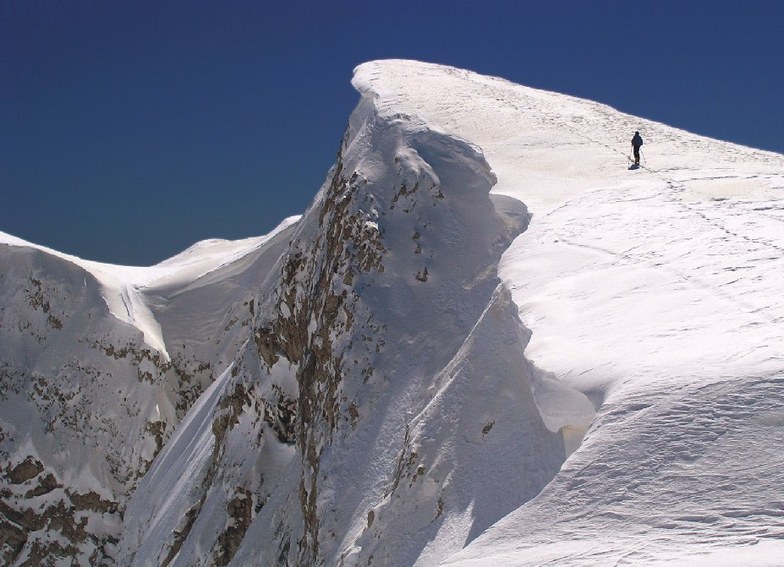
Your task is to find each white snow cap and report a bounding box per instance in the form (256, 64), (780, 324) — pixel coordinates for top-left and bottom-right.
(356, 59), (784, 565)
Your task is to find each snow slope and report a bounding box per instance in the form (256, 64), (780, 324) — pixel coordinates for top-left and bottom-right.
(348, 61), (784, 564)
(0, 218), (298, 564)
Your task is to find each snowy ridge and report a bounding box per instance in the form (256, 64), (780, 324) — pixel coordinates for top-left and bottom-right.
(0, 218), (299, 564)
(114, 66), (565, 566)
(0, 216), (299, 359)
(349, 61), (784, 564)
(2, 59), (784, 566)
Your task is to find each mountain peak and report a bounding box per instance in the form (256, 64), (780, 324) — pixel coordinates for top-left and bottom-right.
(2, 60), (784, 566)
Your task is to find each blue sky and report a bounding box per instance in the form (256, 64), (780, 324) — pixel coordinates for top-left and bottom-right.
(2, 1), (783, 265)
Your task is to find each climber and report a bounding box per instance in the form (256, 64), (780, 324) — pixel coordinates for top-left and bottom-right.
(631, 131), (643, 165)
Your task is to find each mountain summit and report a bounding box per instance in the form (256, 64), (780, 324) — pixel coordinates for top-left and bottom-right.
(2, 60), (783, 566)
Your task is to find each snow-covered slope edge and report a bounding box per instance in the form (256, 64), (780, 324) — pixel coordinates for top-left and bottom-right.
(0, 219), (297, 565)
(115, 65), (566, 567)
(346, 61), (784, 565)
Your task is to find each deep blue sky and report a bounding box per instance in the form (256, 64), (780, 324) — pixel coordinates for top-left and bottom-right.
(2, 1), (783, 265)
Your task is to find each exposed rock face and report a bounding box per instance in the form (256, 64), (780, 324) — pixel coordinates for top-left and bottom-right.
(249, 147), (390, 565)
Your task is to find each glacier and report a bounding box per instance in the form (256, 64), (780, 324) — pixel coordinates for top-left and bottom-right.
(1, 59), (783, 566)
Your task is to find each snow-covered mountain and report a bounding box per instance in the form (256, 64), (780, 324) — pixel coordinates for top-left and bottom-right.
(0, 220), (298, 564)
(2, 59), (784, 566)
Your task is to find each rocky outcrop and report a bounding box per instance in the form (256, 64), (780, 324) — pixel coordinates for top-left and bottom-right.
(0, 454), (119, 566)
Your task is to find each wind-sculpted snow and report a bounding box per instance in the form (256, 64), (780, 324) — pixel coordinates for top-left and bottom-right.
(114, 73), (564, 567)
(3, 59), (784, 566)
(443, 375), (784, 565)
(349, 61), (784, 564)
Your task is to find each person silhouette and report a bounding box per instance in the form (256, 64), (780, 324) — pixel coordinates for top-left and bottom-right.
(631, 131), (643, 165)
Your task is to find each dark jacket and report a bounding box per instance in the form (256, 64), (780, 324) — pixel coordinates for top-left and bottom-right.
(632, 133), (643, 148)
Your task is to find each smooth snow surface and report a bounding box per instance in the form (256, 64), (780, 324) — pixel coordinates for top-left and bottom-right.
(353, 60), (784, 564)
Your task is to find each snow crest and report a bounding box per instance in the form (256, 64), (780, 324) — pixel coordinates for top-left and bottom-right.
(3, 59), (784, 566)
(350, 61), (784, 565)
(115, 65), (566, 567)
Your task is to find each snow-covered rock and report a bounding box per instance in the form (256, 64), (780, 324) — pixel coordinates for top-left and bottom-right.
(0, 219), (297, 564)
(114, 63), (565, 567)
(2, 59), (783, 566)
